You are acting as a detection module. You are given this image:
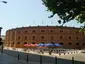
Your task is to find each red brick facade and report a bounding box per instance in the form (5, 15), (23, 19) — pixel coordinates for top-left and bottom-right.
(5, 26), (85, 49)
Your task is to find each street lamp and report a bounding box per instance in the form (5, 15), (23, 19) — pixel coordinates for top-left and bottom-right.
(0, 0), (7, 4)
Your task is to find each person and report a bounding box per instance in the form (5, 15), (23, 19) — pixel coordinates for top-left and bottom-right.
(0, 38), (3, 54)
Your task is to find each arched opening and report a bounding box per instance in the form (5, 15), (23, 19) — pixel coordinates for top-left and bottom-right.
(82, 43), (85, 45)
(60, 42), (64, 45)
(68, 42), (72, 45)
(17, 42), (20, 44)
(32, 42), (35, 44)
(76, 43), (79, 46)
(24, 42), (27, 44)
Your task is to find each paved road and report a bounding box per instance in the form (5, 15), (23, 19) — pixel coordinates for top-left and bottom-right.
(57, 52), (85, 62)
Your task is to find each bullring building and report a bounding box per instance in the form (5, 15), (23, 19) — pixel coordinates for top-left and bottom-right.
(5, 26), (85, 49)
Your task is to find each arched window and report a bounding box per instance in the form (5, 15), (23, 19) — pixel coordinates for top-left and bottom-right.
(24, 31), (28, 34)
(32, 30), (36, 33)
(24, 42), (27, 44)
(60, 42), (64, 45)
(17, 42), (20, 44)
(18, 36), (20, 39)
(82, 43), (85, 45)
(60, 36), (63, 39)
(51, 42), (55, 44)
(69, 36), (71, 39)
(32, 42), (35, 44)
(41, 30), (45, 32)
(68, 42), (72, 45)
(41, 42), (45, 44)
(76, 37), (78, 39)
(60, 30), (63, 32)
(41, 36), (44, 39)
(24, 36), (27, 40)
(32, 36), (35, 40)
(12, 42), (14, 44)
(76, 43), (79, 46)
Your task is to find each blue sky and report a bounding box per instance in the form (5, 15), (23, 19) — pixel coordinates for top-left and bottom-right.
(0, 0), (84, 35)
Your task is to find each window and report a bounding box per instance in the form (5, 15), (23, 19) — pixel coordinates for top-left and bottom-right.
(41, 42), (45, 44)
(51, 36), (54, 40)
(76, 43), (79, 46)
(50, 30), (53, 32)
(68, 42), (72, 45)
(60, 42), (64, 45)
(18, 31), (21, 34)
(32, 42), (35, 44)
(82, 32), (84, 35)
(32, 30), (36, 33)
(18, 36), (20, 39)
(60, 30), (63, 32)
(82, 43), (85, 45)
(41, 36), (44, 39)
(24, 42), (27, 44)
(76, 31), (78, 33)
(24, 31), (28, 34)
(32, 36), (35, 40)
(76, 37), (78, 39)
(60, 36), (63, 39)
(51, 42), (55, 44)
(69, 36), (71, 39)
(25, 36), (27, 40)
(41, 30), (45, 32)
(17, 42), (20, 44)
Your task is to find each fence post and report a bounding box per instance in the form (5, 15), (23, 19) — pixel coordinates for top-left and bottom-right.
(26, 54), (28, 62)
(40, 55), (42, 64)
(18, 53), (19, 60)
(72, 57), (74, 64)
(55, 56), (57, 64)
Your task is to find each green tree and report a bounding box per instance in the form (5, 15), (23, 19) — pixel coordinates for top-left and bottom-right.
(42, 0), (85, 25)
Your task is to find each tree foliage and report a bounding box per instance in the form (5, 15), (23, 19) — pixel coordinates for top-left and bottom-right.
(42, 0), (85, 24)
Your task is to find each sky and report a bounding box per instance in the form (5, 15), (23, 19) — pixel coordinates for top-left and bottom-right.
(0, 0), (84, 35)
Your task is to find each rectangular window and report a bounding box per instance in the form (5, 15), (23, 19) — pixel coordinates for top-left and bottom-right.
(32, 30), (36, 33)
(24, 31), (28, 34)
(60, 36), (62, 39)
(76, 37), (78, 39)
(32, 36), (35, 40)
(60, 30), (63, 32)
(41, 30), (45, 32)
(69, 36), (71, 39)
(50, 30), (54, 32)
(41, 36), (44, 39)
(18, 36), (20, 40)
(25, 36), (27, 40)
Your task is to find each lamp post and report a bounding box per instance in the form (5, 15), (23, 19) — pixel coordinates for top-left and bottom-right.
(0, 0), (7, 4)
(0, 0), (7, 54)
